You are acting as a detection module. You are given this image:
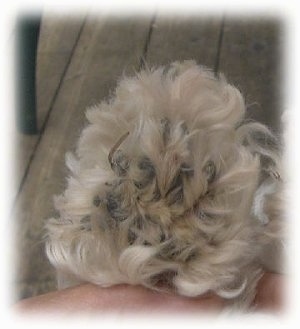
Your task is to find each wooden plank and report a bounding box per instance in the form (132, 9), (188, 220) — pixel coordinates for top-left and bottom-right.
(147, 15), (223, 68)
(218, 18), (283, 133)
(15, 14), (86, 199)
(13, 14), (152, 300)
(15, 134), (36, 193)
(36, 13), (87, 130)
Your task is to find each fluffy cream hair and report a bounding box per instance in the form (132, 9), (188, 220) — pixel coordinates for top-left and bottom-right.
(45, 60), (284, 310)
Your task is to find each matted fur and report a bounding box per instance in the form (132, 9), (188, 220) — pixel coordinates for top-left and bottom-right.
(45, 60), (285, 310)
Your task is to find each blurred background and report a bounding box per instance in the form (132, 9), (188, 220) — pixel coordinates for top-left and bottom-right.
(13, 9), (284, 301)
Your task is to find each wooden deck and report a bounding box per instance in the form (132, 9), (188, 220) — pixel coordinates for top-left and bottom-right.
(14, 10), (283, 300)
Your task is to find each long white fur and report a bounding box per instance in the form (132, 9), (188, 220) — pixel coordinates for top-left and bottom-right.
(45, 60), (284, 310)
(252, 180), (277, 225)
